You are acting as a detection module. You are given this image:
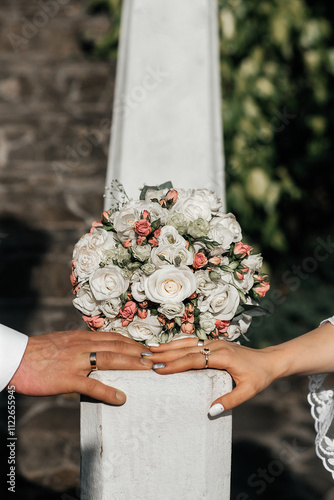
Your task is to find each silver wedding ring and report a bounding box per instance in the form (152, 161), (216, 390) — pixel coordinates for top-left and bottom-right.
(89, 352), (98, 371)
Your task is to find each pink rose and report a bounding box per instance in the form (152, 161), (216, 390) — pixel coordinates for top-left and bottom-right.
(193, 251), (208, 270)
(90, 221), (103, 234)
(135, 219), (152, 237)
(181, 310), (194, 324)
(82, 315), (105, 330)
(148, 237), (159, 247)
(166, 189), (178, 203)
(137, 236), (146, 246)
(154, 228), (161, 238)
(119, 301), (137, 321)
(142, 210), (151, 220)
(215, 319), (230, 334)
(254, 281), (270, 298)
(209, 256), (221, 266)
(123, 239), (132, 248)
(181, 322), (195, 335)
(234, 242), (253, 258)
(138, 308), (148, 320)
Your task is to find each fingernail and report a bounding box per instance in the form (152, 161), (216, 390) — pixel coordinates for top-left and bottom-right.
(153, 363), (165, 370)
(141, 352), (153, 356)
(208, 404), (224, 417)
(147, 343), (160, 347)
(116, 391), (126, 403)
(140, 357), (153, 366)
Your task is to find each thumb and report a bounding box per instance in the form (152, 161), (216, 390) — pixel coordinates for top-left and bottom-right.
(208, 383), (251, 416)
(76, 376), (127, 405)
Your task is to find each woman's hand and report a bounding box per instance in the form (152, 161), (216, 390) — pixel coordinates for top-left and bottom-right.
(147, 338), (280, 416)
(10, 330), (153, 404)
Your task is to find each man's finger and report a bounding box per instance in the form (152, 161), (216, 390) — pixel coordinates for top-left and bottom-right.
(86, 340), (150, 356)
(88, 351), (153, 371)
(75, 376), (127, 405)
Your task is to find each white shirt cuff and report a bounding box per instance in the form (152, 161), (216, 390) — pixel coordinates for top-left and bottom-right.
(0, 324), (28, 391)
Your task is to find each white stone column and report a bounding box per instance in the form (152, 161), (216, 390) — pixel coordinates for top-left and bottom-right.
(81, 370), (232, 500)
(104, 0), (225, 206)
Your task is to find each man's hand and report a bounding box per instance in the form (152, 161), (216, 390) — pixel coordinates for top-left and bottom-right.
(9, 330), (153, 405)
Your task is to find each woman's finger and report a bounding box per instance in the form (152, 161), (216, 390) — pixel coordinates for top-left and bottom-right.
(152, 351), (210, 373)
(149, 337), (204, 352)
(209, 382), (255, 415)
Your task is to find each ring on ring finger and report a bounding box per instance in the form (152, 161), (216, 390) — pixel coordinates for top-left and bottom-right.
(200, 348), (211, 369)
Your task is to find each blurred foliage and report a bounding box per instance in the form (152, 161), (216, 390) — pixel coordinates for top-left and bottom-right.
(85, 0), (334, 341)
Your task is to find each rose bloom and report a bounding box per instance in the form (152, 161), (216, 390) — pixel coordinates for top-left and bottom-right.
(119, 301), (137, 321)
(234, 241), (253, 258)
(215, 319), (230, 334)
(144, 265), (196, 304)
(138, 308), (148, 319)
(193, 251), (208, 270)
(134, 219), (152, 237)
(166, 189), (178, 203)
(82, 315), (105, 330)
(254, 280), (270, 298)
(89, 265), (129, 301)
(127, 312), (163, 343)
(181, 322), (195, 335)
(73, 286), (100, 316)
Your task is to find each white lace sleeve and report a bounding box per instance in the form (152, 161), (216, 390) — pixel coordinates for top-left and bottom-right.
(308, 316), (334, 479)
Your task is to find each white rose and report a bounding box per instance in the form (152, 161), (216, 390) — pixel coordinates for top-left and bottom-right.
(131, 271), (147, 302)
(132, 244), (151, 262)
(89, 265), (129, 301)
(73, 286), (100, 316)
(243, 253), (263, 272)
(75, 247), (102, 282)
(112, 206), (139, 241)
(144, 188), (168, 202)
(173, 245), (193, 266)
(171, 191), (212, 221)
(195, 270), (216, 295)
(89, 227), (118, 250)
(198, 284), (240, 320)
(226, 324), (241, 341)
(73, 233), (91, 261)
(232, 270), (254, 293)
(99, 318), (129, 335)
(141, 202), (169, 225)
(194, 189), (224, 213)
(100, 297), (122, 319)
(127, 312), (163, 342)
(158, 225), (187, 247)
(208, 214), (242, 250)
(158, 302), (185, 319)
(150, 244), (193, 268)
(150, 245), (175, 268)
(144, 265), (196, 304)
(199, 311), (216, 334)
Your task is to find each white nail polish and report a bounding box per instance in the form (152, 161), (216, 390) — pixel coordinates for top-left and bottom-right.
(208, 404), (224, 417)
(147, 343), (160, 347)
(153, 363), (165, 370)
(141, 352), (153, 356)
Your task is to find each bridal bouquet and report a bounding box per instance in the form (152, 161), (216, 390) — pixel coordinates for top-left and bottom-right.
(71, 182), (270, 345)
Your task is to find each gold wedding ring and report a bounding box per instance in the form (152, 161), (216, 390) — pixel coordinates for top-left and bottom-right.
(89, 352), (98, 371)
(200, 348), (211, 369)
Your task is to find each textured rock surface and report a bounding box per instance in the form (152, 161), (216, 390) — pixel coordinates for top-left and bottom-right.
(0, 1), (333, 499)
